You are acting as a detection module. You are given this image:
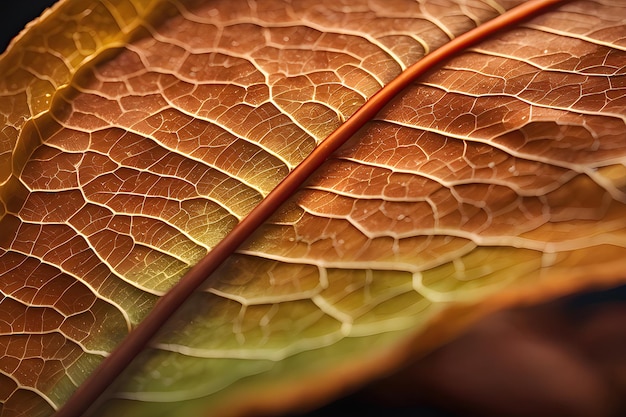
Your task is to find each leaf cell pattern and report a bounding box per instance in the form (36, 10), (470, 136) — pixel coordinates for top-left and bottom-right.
(1, 1), (625, 416)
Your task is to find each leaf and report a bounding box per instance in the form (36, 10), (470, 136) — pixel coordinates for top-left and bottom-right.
(1, 1), (625, 416)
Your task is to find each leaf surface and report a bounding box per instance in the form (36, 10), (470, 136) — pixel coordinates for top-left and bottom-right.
(0, 1), (625, 416)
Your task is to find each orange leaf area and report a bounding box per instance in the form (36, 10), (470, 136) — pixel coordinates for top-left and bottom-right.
(1, 1), (625, 416)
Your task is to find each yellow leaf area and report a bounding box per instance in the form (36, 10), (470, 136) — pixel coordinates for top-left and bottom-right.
(0, 0), (523, 415)
(92, 1), (626, 417)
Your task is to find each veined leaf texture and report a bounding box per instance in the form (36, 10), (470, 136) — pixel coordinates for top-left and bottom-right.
(0, 0), (625, 416)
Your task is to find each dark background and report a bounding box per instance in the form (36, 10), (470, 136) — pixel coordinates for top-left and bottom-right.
(2, 2), (624, 417)
(0, 2), (57, 53)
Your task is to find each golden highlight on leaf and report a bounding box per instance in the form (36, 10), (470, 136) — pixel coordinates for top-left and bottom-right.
(1, 0), (625, 417)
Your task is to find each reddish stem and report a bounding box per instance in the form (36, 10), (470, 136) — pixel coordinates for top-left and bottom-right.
(56, 1), (565, 415)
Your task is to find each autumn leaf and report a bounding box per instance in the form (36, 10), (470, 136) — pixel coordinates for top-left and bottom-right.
(1, 1), (625, 417)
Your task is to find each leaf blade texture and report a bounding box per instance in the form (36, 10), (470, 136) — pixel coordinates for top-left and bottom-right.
(0, 1), (625, 416)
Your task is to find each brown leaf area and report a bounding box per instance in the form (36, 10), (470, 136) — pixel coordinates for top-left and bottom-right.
(0, 0), (626, 416)
(0, 0), (517, 413)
